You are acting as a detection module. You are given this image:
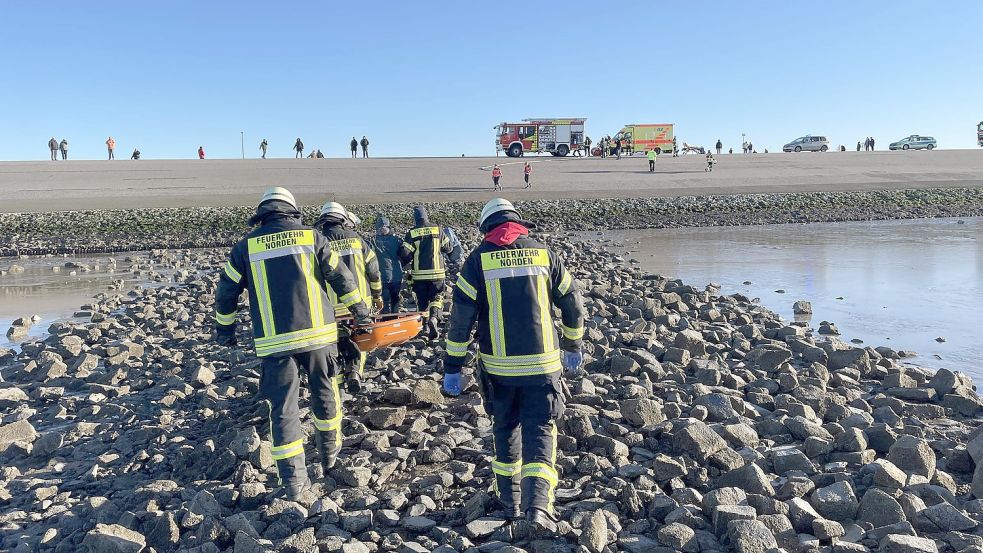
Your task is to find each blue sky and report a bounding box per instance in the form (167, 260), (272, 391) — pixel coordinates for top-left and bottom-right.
(4, 1), (982, 160)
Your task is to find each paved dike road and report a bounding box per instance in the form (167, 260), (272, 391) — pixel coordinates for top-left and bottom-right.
(2, 150), (982, 212)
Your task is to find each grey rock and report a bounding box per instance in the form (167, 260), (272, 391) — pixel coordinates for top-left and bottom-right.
(714, 504), (756, 536)
(812, 480), (859, 522)
(858, 488), (907, 528)
(727, 520), (779, 553)
(887, 435), (936, 479)
(716, 462), (775, 496)
(674, 419), (727, 462)
(880, 534), (938, 553)
(0, 419), (38, 452)
(923, 502), (977, 532)
(367, 406), (407, 429)
(621, 398), (665, 427)
(81, 523), (146, 553)
(793, 301), (813, 314)
(580, 509), (609, 553)
(872, 459), (907, 489)
(410, 379), (444, 406)
(657, 522), (696, 552)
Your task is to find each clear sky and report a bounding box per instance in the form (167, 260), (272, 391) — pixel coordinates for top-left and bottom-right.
(5, 1), (983, 160)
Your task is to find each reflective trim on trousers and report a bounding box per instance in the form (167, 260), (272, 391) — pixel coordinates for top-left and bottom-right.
(271, 439), (305, 460)
(215, 311), (236, 326)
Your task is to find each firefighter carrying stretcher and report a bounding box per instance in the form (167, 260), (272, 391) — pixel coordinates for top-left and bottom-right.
(441, 198), (586, 534)
(398, 206), (453, 339)
(214, 187), (372, 500)
(314, 201), (384, 393)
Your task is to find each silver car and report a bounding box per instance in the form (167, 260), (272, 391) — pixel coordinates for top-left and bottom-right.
(889, 135), (936, 150)
(783, 135), (829, 152)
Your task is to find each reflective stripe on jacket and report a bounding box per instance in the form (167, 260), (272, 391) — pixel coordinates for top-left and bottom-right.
(316, 222), (382, 316)
(444, 235), (585, 381)
(214, 215), (366, 357)
(399, 225), (452, 281)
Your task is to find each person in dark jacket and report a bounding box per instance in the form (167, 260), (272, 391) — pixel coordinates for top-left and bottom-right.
(372, 215), (405, 314)
(442, 197), (585, 534)
(360, 136), (369, 158)
(48, 137), (58, 161)
(350, 137), (358, 159)
(398, 206), (453, 338)
(294, 138), (304, 158)
(715, 139), (723, 154)
(314, 201), (384, 392)
(59, 139), (68, 160)
(214, 187), (371, 500)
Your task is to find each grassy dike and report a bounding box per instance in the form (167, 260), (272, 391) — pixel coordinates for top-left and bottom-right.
(2, 188), (982, 256)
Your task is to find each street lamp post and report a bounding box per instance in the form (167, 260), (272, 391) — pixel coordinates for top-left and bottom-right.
(240, 131), (245, 159)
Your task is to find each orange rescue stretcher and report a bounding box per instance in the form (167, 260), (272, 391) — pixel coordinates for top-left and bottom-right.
(338, 312), (425, 352)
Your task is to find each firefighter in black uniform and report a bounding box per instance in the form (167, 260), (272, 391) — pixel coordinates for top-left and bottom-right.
(441, 198), (585, 533)
(398, 206), (453, 338)
(214, 187), (371, 499)
(314, 201), (384, 392)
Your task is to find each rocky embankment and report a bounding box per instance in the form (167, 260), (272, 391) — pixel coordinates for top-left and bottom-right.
(3, 188), (983, 256)
(2, 237), (983, 553)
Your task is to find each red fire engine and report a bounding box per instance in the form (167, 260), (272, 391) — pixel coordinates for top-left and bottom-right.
(495, 118), (586, 157)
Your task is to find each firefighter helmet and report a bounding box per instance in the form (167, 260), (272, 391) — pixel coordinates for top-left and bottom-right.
(479, 198), (517, 228)
(259, 187), (297, 209)
(320, 201), (347, 218)
(345, 211), (362, 227)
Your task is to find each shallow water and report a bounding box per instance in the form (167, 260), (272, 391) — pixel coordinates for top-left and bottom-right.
(593, 217), (982, 381)
(0, 256), (138, 348)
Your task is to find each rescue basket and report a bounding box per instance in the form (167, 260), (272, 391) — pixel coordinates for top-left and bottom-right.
(341, 312), (424, 352)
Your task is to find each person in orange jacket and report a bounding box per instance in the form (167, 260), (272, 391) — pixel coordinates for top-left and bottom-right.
(106, 136), (116, 160)
(523, 162), (532, 189)
(492, 164), (503, 191)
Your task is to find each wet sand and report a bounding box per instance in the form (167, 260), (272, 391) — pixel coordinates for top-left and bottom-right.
(2, 149), (982, 212)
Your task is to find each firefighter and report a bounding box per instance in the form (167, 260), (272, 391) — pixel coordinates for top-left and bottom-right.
(492, 164), (503, 191)
(214, 187), (371, 500)
(441, 198), (585, 533)
(314, 201), (385, 392)
(399, 206), (453, 339)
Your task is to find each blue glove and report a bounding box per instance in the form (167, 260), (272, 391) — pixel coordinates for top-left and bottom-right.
(443, 373), (461, 396)
(562, 350), (583, 375)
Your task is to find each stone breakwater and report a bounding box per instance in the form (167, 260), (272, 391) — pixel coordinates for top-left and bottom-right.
(2, 188), (983, 256)
(2, 238), (983, 553)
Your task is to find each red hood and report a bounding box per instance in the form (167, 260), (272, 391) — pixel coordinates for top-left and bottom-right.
(484, 222), (529, 246)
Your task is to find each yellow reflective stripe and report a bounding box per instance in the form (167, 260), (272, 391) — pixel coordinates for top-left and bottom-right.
(562, 324), (584, 340)
(492, 460), (521, 476)
(403, 243), (416, 253)
(224, 261), (242, 283)
(300, 253), (321, 329)
(339, 290), (362, 307)
(255, 324), (339, 346)
(445, 339), (470, 357)
(310, 254), (324, 326)
(431, 236), (440, 276)
(410, 226), (439, 238)
(480, 350), (562, 365)
(328, 250), (339, 270)
(482, 363), (562, 377)
(250, 260), (274, 338)
(411, 269), (446, 279)
(370, 279), (382, 292)
(536, 275), (554, 351)
(521, 462), (559, 486)
(215, 311), (236, 326)
(365, 249), (377, 263)
(557, 270), (573, 296)
(355, 251), (369, 299)
(313, 414), (342, 432)
(456, 275), (478, 301)
(271, 439), (304, 460)
(331, 377), (342, 445)
(487, 280), (506, 357)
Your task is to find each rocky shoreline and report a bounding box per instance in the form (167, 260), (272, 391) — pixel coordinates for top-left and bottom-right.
(2, 187), (983, 257)
(2, 234), (983, 553)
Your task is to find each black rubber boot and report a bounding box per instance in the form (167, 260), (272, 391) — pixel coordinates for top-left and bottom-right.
(526, 508), (558, 535)
(495, 474), (522, 520)
(276, 455), (312, 501)
(314, 431), (340, 475)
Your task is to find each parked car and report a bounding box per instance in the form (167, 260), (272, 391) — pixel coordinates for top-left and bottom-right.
(783, 135), (829, 152)
(889, 135), (936, 150)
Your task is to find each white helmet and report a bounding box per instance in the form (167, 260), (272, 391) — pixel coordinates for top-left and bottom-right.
(345, 210), (362, 227)
(259, 186), (296, 209)
(479, 198), (517, 228)
(320, 201), (346, 218)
